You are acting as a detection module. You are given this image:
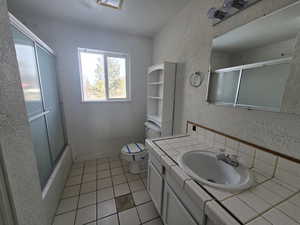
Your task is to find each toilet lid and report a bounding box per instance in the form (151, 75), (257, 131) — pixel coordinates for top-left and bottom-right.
(121, 143), (145, 155)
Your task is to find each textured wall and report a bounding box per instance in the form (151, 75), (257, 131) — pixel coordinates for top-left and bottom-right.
(11, 15), (153, 161)
(153, 0), (300, 159)
(230, 38), (296, 66)
(282, 32), (300, 114)
(0, 0), (46, 224)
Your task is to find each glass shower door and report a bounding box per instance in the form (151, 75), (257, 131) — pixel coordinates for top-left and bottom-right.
(36, 45), (66, 162)
(12, 27), (53, 188)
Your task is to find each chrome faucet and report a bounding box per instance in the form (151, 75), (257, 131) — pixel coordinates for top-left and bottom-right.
(216, 149), (239, 167)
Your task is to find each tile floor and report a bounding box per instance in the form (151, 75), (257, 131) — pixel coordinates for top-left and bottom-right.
(52, 156), (163, 225)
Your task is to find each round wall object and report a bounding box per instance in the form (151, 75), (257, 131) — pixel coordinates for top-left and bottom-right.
(189, 72), (204, 87)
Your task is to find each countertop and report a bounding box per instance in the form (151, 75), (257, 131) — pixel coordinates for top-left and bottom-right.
(148, 134), (300, 225)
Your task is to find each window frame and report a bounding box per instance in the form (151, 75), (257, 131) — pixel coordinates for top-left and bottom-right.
(78, 48), (131, 103)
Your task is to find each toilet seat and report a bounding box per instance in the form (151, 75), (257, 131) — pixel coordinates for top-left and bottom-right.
(121, 143), (145, 155)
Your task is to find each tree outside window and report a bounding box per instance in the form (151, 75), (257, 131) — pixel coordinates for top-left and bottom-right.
(78, 48), (129, 102)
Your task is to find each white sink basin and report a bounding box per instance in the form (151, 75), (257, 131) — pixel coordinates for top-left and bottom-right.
(178, 150), (253, 191)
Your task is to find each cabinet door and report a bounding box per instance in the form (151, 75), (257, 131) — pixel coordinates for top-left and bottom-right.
(162, 183), (198, 225)
(147, 163), (163, 215)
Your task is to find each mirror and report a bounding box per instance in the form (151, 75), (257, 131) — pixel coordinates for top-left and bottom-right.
(208, 1), (300, 114)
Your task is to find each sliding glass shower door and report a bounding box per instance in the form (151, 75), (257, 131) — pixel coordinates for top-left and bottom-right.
(36, 45), (66, 163)
(11, 26), (66, 188)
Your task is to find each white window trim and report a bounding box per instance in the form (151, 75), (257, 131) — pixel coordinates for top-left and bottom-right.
(78, 48), (131, 103)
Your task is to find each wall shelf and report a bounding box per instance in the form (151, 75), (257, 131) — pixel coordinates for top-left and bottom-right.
(146, 62), (176, 136)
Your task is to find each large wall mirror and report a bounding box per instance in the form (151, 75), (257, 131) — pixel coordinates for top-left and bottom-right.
(207, 1), (300, 114)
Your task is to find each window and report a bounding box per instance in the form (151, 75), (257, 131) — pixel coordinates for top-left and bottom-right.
(78, 48), (130, 102)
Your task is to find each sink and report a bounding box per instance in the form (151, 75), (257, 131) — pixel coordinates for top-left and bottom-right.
(178, 150), (253, 191)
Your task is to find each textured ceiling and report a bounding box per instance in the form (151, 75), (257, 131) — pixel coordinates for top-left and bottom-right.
(8, 0), (191, 37)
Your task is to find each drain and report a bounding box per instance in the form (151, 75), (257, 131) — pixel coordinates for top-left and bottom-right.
(207, 179), (216, 183)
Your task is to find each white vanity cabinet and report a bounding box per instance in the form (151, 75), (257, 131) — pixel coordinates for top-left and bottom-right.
(148, 162), (164, 215)
(162, 183), (198, 225)
(147, 147), (202, 225)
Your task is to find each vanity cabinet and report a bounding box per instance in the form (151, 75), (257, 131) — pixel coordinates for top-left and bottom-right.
(147, 148), (202, 225)
(162, 183), (198, 225)
(148, 162), (164, 215)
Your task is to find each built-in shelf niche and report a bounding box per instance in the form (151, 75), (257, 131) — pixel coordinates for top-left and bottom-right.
(146, 62), (176, 136)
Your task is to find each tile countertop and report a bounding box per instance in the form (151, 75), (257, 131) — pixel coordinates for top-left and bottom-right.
(146, 134), (300, 225)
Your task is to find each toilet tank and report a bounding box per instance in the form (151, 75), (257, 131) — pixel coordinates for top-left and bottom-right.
(145, 121), (161, 139)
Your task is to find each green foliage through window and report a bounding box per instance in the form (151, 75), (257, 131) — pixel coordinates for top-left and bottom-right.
(79, 49), (128, 101)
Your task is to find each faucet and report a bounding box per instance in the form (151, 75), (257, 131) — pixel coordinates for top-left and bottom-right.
(216, 149), (239, 167)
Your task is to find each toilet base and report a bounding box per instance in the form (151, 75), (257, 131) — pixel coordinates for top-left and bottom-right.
(128, 160), (147, 174)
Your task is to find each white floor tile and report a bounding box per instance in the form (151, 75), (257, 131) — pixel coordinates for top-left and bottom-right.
(52, 211), (76, 225)
(83, 174), (97, 183)
(78, 192), (97, 208)
(110, 161), (122, 169)
(119, 207), (140, 225)
(97, 214), (119, 225)
(137, 202), (159, 223)
(98, 178), (113, 189)
(132, 190), (151, 205)
(62, 185), (80, 199)
(84, 167), (97, 174)
(57, 197), (78, 214)
(98, 170), (111, 179)
(97, 187), (114, 202)
(98, 163), (110, 171)
(75, 205), (97, 225)
(114, 183), (130, 197)
(112, 175), (127, 185)
(70, 168), (83, 177)
(65, 176), (82, 187)
(111, 167), (123, 176)
(81, 181), (97, 194)
(97, 158), (109, 164)
(97, 199), (117, 219)
(125, 173), (140, 182)
(129, 180), (145, 192)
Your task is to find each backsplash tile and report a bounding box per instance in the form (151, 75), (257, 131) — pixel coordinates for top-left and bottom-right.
(253, 150), (277, 177)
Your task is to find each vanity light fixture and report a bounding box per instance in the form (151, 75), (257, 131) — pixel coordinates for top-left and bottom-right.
(96, 0), (123, 9)
(207, 7), (227, 20)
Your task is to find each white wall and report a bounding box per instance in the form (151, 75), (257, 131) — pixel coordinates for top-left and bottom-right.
(153, 0), (300, 160)
(16, 16), (153, 161)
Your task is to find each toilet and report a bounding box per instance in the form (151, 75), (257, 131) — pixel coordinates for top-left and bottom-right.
(121, 121), (161, 174)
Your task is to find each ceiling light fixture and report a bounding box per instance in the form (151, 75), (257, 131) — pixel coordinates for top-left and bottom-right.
(96, 0), (123, 9)
(224, 0), (248, 10)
